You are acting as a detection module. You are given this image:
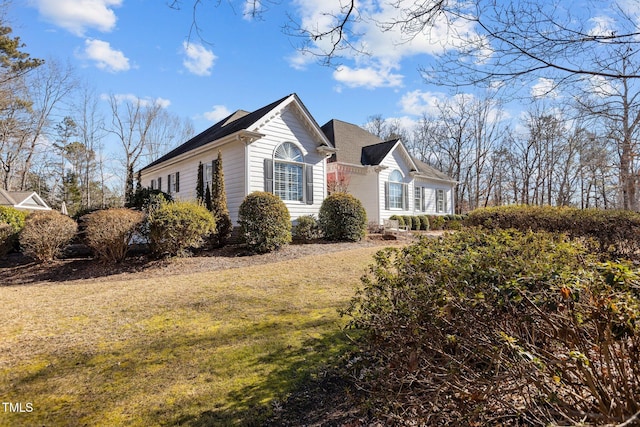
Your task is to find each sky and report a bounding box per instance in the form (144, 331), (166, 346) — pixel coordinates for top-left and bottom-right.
(8, 0), (458, 145)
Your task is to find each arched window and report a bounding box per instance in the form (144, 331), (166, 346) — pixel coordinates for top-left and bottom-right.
(274, 142), (304, 201)
(387, 169), (406, 210)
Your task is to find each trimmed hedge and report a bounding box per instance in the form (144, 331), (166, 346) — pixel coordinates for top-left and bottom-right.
(238, 192), (291, 253)
(466, 205), (640, 259)
(148, 201), (216, 256)
(319, 192), (367, 241)
(20, 210), (77, 262)
(84, 208), (145, 263)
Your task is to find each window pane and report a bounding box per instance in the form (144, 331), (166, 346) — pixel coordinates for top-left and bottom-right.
(275, 142), (303, 162)
(390, 182), (403, 209)
(275, 162), (303, 201)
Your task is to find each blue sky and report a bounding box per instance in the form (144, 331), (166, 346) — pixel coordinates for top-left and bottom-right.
(10, 0), (452, 139)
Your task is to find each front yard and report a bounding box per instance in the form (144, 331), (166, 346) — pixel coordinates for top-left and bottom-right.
(0, 243), (386, 426)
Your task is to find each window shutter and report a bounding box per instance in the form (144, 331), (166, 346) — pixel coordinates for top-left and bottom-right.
(158, 177), (162, 192)
(403, 183), (409, 210)
(305, 164), (314, 205)
(175, 172), (180, 193)
(384, 181), (389, 210)
(264, 158), (274, 193)
(421, 187), (426, 211)
(168, 174), (172, 193)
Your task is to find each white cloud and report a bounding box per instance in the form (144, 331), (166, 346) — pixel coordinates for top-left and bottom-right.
(333, 65), (403, 89)
(587, 75), (619, 97)
(400, 90), (448, 116)
(203, 105), (232, 122)
(182, 42), (216, 76)
(288, 0), (482, 87)
(589, 15), (616, 37)
(34, 0), (121, 36)
(83, 39), (130, 72)
(530, 78), (558, 99)
(102, 93), (171, 108)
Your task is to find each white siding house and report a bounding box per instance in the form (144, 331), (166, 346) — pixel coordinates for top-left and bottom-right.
(322, 119), (456, 225)
(139, 94), (335, 225)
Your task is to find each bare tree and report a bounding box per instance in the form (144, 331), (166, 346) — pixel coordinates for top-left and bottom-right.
(106, 94), (165, 199)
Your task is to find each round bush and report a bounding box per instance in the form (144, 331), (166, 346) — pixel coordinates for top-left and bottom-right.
(319, 192), (367, 241)
(389, 215), (405, 227)
(419, 215), (430, 231)
(20, 210), (77, 262)
(0, 206), (28, 257)
(411, 216), (421, 231)
(238, 192), (291, 253)
(148, 201), (216, 256)
(402, 215), (413, 231)
(293, 215), (321, 242)
(84, 208), (145, 263)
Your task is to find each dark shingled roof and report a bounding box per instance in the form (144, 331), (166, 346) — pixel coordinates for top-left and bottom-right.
(141, 94), (291, 171)
(361, 139), (400, 166)
(321, 118), (456, 183)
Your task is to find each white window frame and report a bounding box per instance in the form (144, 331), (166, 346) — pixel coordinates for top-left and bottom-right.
(436, 189), (447, 213)
(169, 172), (177, 195)
(414, 186), (425, 212)
(388, 170), (405, 210)
(274, 142), (304, 202)
(204, 163), (213, 189)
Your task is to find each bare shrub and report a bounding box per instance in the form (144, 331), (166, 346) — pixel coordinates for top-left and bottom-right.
(20, 211), (77, 262)
(84, 208), (145, 263)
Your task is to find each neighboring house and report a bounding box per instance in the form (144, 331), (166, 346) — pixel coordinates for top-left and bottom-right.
(321, 119), (457, 225)
(139, 94), (336, 225)
(0, 189), (51, 212)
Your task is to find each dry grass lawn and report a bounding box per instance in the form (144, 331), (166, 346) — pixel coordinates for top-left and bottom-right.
(0, 245), (384, 426)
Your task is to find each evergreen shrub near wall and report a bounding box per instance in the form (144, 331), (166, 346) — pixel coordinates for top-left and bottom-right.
(466, 205), (640, 259)
(238, 192), (291, 253)
(388, 215), (405, 227)
(319, 192), (367, 241)
(293, 215), (321, 242)
(148, 201), (216, 257)
(0, 206), (28, 257)
(19, 210), (77, 262)
(84, 208), (145, 263)
(344, 228), (640, 425)
(418, 215), (430, 231)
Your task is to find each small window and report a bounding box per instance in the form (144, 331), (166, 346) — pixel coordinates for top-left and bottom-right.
(414, 186), (424, 212)
(436, 189), (447, 213)
(150, 179), (156, 190)
(205, 163), (213, 188)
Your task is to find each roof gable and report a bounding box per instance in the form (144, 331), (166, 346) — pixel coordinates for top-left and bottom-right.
(141, 94), (292, 171)
(361, 139), (399, 166)
(0, 189), (51, 210)
(321, 119), (382, 165)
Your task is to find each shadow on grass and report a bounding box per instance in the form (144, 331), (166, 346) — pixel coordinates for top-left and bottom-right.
(171, 329), (361, 427)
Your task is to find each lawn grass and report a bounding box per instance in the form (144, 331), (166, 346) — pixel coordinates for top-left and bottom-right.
(0, 246), (381, 426)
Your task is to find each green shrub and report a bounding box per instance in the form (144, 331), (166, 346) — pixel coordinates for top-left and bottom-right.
(466, 205), (640, 259)
(129, 187), (173, 210)
(238, 192), (291, 253)
(318, 192), (367, 241)
(402, 215), (413, 231)
(389, 215), (404, 227)
(0, 206), (28, 257)
(293, 215), (321, 242)
(20, 210), (77, 262)
(148, 201), (216, 256)
(418, 215), (430, 231)
(84, 208), (145, 263)
(429, 215), (445, 230)
(411, 216), (421, 231)
(344, 229), (640, 425)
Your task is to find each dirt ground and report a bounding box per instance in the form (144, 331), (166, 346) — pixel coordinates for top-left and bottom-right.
(0, 234), (419, 286)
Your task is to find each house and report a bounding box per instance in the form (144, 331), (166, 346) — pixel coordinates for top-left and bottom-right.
(321, 119), (456, 225)
(0, 189), (51, 212)
(139, 94), (336, 225)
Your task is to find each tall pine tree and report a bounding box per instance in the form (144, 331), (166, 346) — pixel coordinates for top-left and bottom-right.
(211, 151), (232, 247)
